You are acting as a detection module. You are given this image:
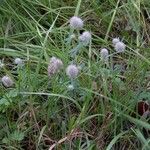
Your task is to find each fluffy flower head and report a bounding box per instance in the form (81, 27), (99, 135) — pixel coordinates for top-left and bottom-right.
(115, 41), (126, 52)
(101, 48), (109, 60)
(1, 75), (13, 87)
(112, 38), (120, 45)
(66, 64), (79, 79)
(70, 16), (83, 29)
(79, 31), (91, 45)
(14, 58), (23, 65)
(48, 57), (63, 77)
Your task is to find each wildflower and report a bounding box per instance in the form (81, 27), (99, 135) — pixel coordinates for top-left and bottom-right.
(1, 75), (13, 87)
(14, 58), (23, 65)
(70, 16), (83, 29)
(112, 38), (120, 45)
(66, 64), (79, 79)
(67, 84), (74, 91)
(79, 31), (91, 45)
(114, 41), (126, 52)
(48, 57), (63, 77)
(100, 48), (109, 61)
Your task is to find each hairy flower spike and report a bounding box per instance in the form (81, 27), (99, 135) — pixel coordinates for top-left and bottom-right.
(101, 48), (109, 61)
(48, 57), (63, 77)
(1, 75), (13, 87)
(115, 41), (126, 52)
(70, 16), (83, 29)
(79, 31), (91, 45)
(112, 38), (120, 45)
(14, 58), (23, 65)
(66, 64), (79, 79)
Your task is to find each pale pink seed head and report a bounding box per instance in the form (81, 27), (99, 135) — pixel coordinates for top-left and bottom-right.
(101, 48), (109, 60)
(66, 64), (79, 79)
(112, 38), (120, 45)
(115, 41), (126, 52)
(79, 31), (91, 45)
(70, 16), (83, 29)
(48, 57), (63, 77)
(1, 75), (13, 87)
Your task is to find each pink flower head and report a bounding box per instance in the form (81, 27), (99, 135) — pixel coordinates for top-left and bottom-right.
(112, 38), (120, 45)
(79, 31), (91, 45)
(66, 64), (79, 79)
(115, 41), (126, 52)
(101, 48), (109, 61)
(48, 57), (63, 77)
(70, 16), (83, 29)
(1, 75), (13, 87)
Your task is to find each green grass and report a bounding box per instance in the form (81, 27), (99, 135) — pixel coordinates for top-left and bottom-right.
(0, 0), (150, 149)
